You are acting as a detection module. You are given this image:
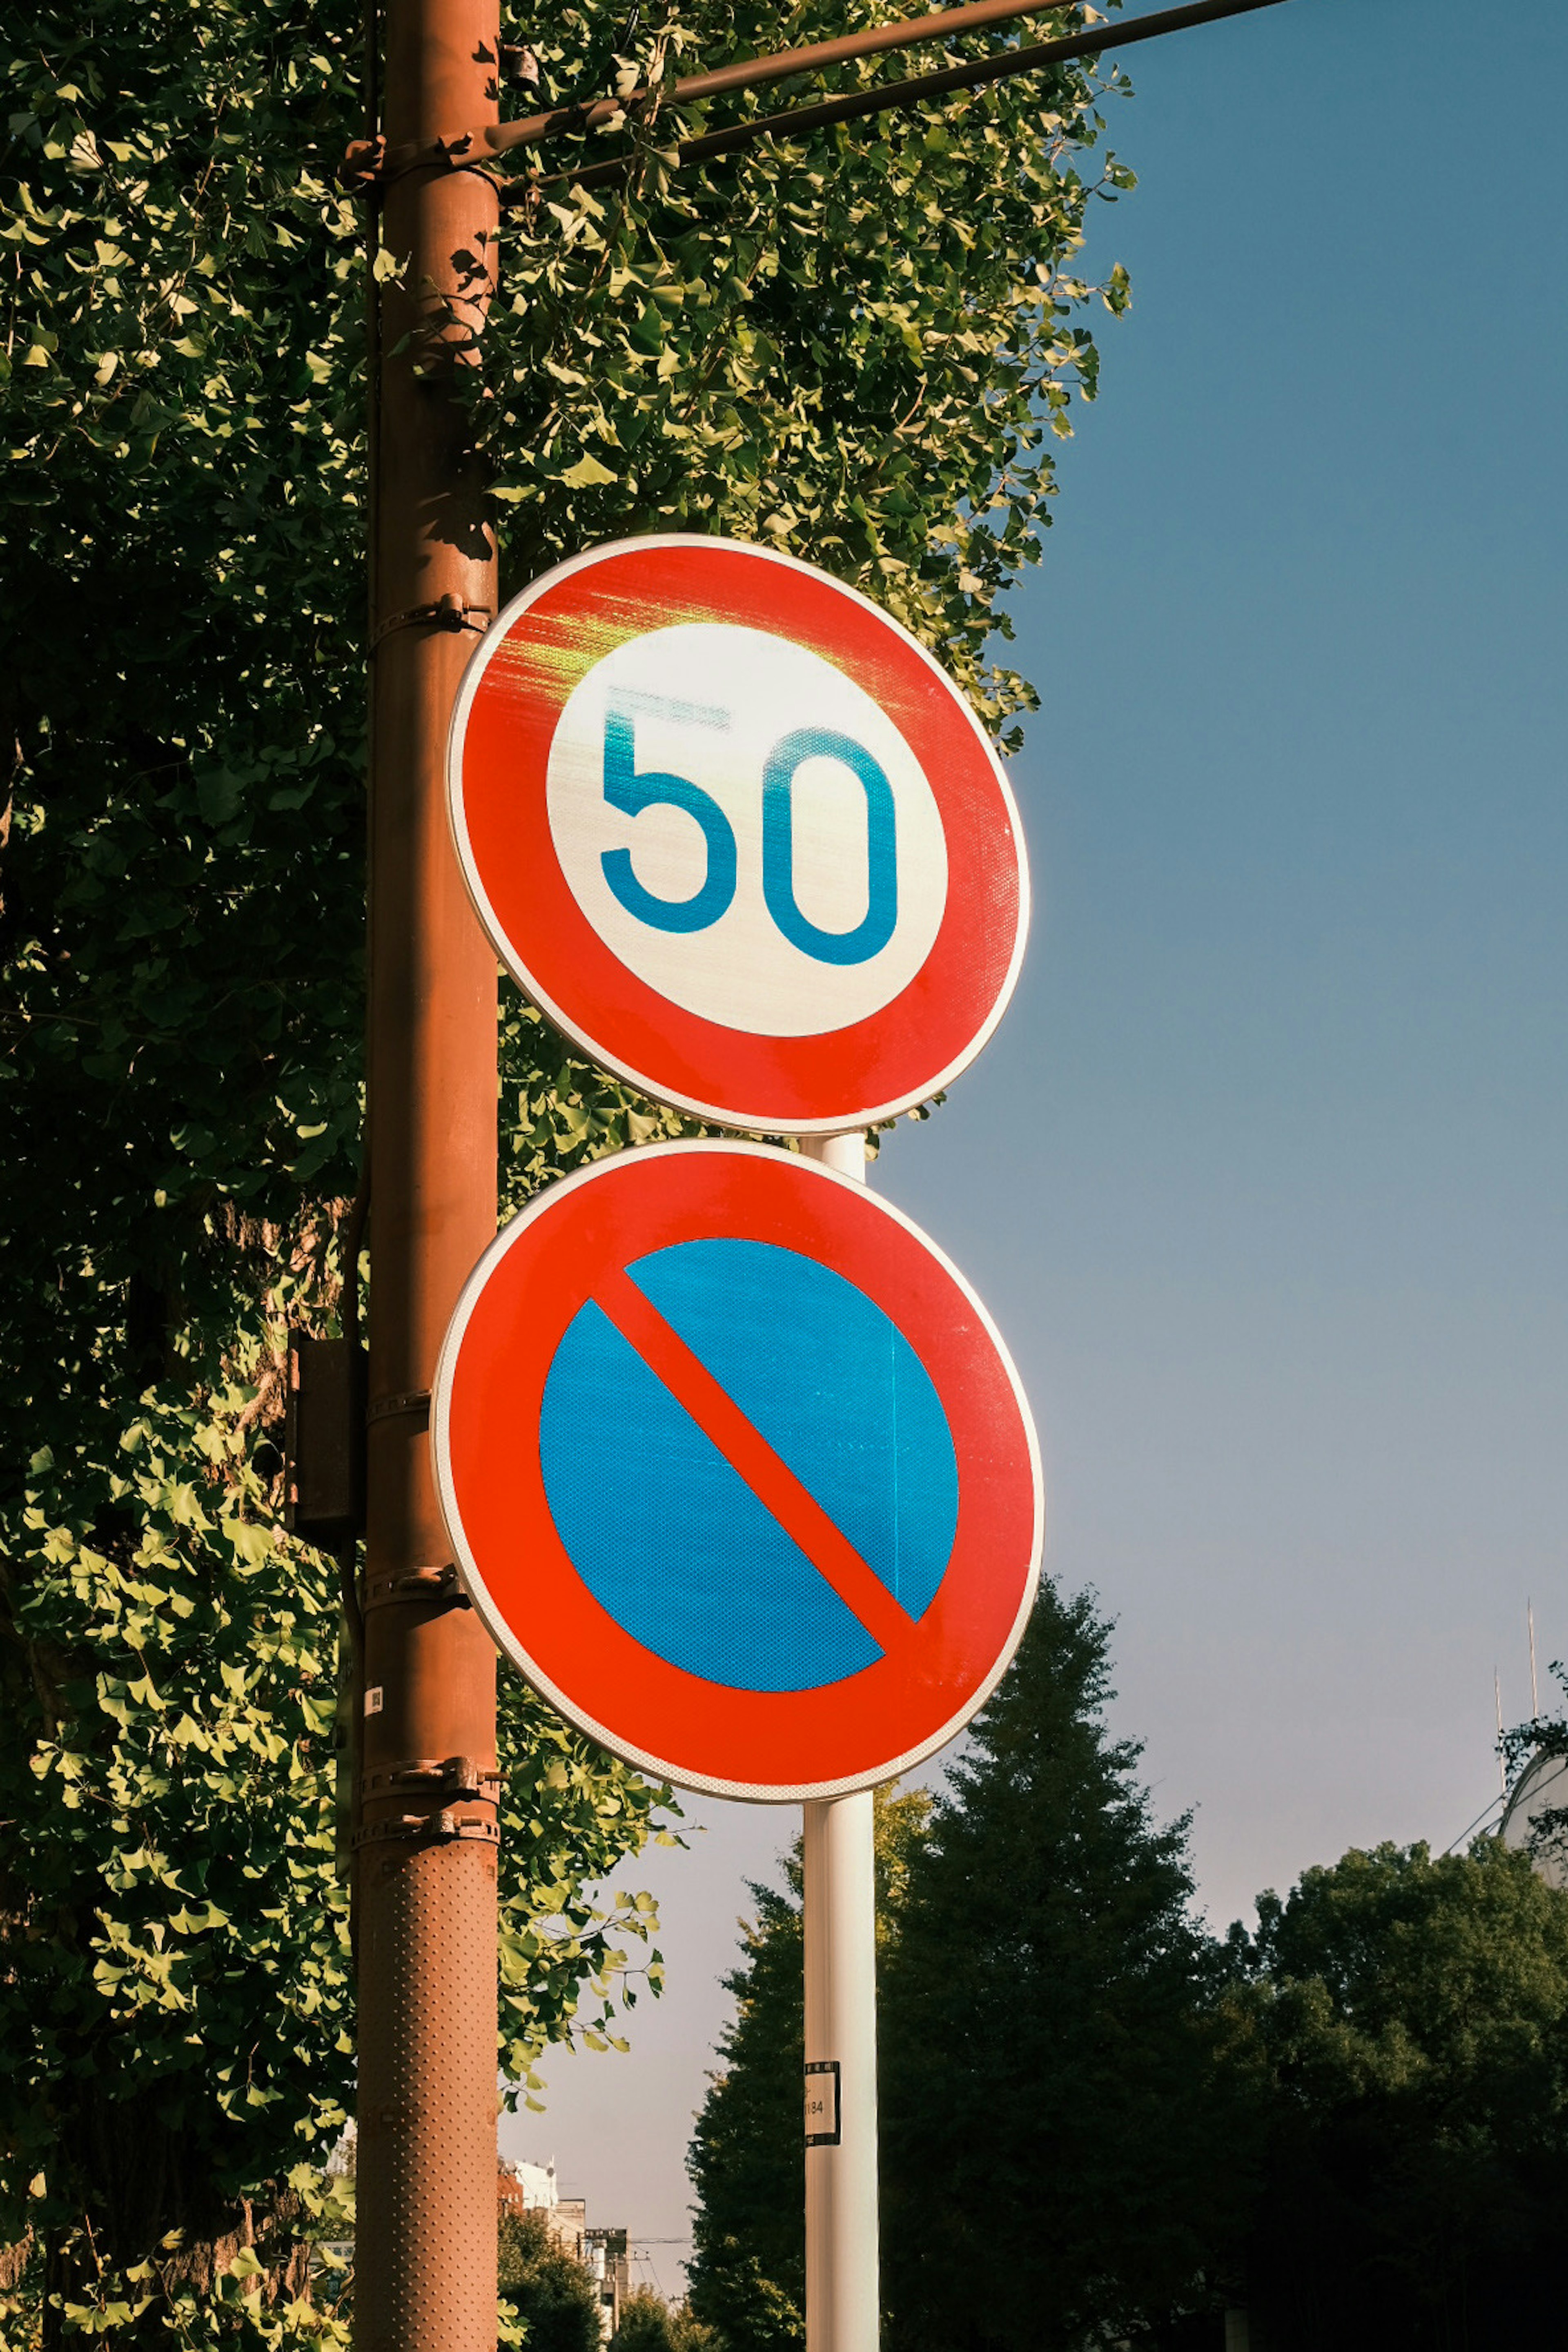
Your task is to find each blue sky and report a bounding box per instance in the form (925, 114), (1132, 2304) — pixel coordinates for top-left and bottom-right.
(506, 0), (1568, 2286)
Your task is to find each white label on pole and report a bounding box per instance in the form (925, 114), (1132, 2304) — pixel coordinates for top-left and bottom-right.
(545, 623), (947, 1039)
(804, 2059), (841, 2147)
(363, 1685), (384, 1717)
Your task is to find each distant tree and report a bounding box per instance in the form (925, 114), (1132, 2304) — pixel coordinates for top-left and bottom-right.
(498, 2209), (602, 2352)
(614, 2289), (678, 2350)
(880, 1586), (1250, 2350)
(686, 1586), (1248, 2352)
(1227, 1837), (1568, 2349)
(613, 2286), (722, 2350)
(685, 1787), (930, 2350)
(669, 2305), (723, 2351)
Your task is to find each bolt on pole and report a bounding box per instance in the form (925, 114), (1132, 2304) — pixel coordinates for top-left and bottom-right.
(800, 1132), (880, 2352)
(355, 0), (502, 2339)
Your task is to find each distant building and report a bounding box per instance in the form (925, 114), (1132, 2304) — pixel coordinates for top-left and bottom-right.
(500, 2158), (564, 2224)
(311, 2120), (357, 2279)
(499, 2161), (628, 2342)
(327, 2118), (357, 2180)
(586, 2226), (632, 2342)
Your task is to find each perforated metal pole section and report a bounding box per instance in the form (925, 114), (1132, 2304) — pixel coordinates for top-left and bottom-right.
(798, 1132), (880, 2352)
(356, 0), (500, 2336)
(357, 1840), (500, 2348)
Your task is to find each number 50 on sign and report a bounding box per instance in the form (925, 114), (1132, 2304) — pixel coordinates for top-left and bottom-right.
(448, 536), (1030, 1136)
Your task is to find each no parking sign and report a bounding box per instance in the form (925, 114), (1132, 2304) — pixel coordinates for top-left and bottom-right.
(431, 1143), (1042, 1801)
(448, 536), (1029, 1135)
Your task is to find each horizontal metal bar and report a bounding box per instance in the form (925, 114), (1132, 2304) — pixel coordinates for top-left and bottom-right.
(513, 0), (1289, 198)
(347, 0), (1288, 188)
(506, 0), (1283, 156)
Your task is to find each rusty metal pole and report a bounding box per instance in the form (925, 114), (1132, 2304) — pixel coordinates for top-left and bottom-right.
(355, 0), (501, 2338)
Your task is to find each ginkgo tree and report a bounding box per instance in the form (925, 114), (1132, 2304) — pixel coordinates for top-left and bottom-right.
(0, 0), (1133, 2338)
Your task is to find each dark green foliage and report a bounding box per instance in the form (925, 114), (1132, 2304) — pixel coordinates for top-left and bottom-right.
(685, 1791), (928, 2351)
(686, 1606), (1568, 2352)
(2, 0), (1134, 2333)
(612, 2287), (719, 2350)
(614, 2290), (681, 2351)
(687, 1592), (1242, 2352)
(682, 1843), (807, 2349)
(498, 2210), (601, 2352)
(1228, 1839), (1568, 2350)
(684, 1854), (805, 2352)
(0, 18), (378, 2309)
(880, 1588), (1247, 2350)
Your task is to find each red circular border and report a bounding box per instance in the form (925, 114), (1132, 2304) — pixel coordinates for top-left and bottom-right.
(432, 1145), (1042, 1798)
(451, 539), (1026, 1133)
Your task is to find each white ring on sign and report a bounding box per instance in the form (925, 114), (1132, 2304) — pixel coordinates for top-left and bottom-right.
(430, 1140), (1045, 1804)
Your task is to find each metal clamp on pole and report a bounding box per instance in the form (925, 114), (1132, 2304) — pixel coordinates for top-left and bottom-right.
(339, 127), (505, 195)
(367, 1386), (432, 1428)
(363, 1562), (471, 1610)
(369, 595), (490, 654)
(361, 1754), (502, 1803)
(352, 1810), (501, 1851)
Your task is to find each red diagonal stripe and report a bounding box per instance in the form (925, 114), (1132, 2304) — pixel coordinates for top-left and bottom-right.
(593, 1263), (915, 1660)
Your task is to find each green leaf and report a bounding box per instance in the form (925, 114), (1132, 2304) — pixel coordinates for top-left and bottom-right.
(559, 452), (618, 489)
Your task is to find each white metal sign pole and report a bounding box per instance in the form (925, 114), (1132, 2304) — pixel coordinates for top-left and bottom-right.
(800, 1129), (880, 2352)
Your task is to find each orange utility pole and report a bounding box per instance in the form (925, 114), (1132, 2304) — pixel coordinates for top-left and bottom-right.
(354, 0), (501, 2337)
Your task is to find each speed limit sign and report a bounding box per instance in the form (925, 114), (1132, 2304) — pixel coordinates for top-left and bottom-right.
(447, 535), (1029, 1134)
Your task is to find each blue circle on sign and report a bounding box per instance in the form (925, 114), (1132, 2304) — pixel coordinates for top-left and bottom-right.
(538, 1238), (959, 1693)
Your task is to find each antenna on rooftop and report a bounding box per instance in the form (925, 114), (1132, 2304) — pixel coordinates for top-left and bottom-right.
(1529, 1600), (1540, 1720)
(1495, 1668), (1507, 1797)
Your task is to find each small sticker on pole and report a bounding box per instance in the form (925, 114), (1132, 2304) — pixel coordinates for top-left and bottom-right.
(805, 2061), (842, 2147)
